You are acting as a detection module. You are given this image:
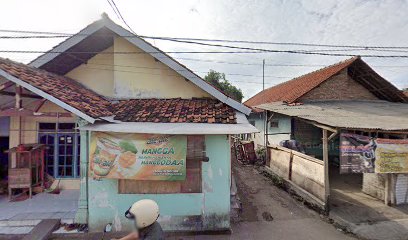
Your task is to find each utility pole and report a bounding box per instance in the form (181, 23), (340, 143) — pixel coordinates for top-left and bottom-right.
(263, 59), (268, 162)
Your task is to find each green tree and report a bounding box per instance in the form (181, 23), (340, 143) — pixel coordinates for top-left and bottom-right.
(204, 70), (244, 102)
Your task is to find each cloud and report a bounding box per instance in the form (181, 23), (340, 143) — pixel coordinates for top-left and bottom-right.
(0, 0), (407, 99)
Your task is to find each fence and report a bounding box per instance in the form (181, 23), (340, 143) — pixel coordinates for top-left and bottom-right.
(266, 145), (326, 207)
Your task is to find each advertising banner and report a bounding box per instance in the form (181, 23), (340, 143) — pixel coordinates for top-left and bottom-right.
(340, 133), (376, 173)
(90, 132), (187, 180)
(340, 133), (408, 174)
(375, 138), (408, 173)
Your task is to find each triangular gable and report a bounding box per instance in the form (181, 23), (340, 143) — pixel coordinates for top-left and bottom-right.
(245, 57), (408, 107)
(29, 15), (251, 115)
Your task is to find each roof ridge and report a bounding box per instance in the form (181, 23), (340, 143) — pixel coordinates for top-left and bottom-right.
(244, 56), (360, 106)
(277, 56), (358, 87)
(27, 15), (251, 115)
(246, 56), (359, 101)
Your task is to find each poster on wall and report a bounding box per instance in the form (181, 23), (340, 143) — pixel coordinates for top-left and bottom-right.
(340, 133), (408, 174)
(340, 133), (376, 174)
(375, 138), (408, 173)
(90, 132), (187, 180)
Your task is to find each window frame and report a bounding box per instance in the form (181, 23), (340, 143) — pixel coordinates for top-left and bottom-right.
(269, 119), (279, 128)
(38, 122), (80, 179)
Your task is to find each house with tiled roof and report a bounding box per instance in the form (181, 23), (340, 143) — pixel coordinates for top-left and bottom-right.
(244, 56), (408, 213)
(245, 56), (407, 148)
(0, 14), (257, 232)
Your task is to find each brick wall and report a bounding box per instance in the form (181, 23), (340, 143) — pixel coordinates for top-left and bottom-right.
(299, 69), (379, 101)
(293, 119), (323, 158)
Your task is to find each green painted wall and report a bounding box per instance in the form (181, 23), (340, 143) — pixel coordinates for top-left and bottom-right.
(87, 134), (231, 232)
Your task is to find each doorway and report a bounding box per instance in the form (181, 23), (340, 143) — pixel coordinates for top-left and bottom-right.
(0, 137), (9, 180)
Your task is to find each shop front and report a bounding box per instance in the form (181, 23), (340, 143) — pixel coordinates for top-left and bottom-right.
(84, 131), (233, 232)
(257, 100), (408, 211)
(79, 116), (257, 232)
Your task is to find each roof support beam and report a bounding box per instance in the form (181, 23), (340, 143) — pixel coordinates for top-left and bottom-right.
(328, 131), (338, 141)
(348, 63), (407, 102)
(312, 123), (337, 133)
(0, 69), (95, 123)
(0, 90), (43, 99)
(358, 76), (393, 102)
(0, 108), (72, 117)
(298, 118), (338, 133)
(0, 81), (14, 91)
(33, 99), (47, 112)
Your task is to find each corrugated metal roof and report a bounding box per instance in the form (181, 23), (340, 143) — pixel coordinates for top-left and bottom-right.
(81, 112), (259, 134)
(257, 100), (408, 131)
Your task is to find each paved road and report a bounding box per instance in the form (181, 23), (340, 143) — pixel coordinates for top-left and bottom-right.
(228, 163), (356, 240)
(14, 163), (356, 240)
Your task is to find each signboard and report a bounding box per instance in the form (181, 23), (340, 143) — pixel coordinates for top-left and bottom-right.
(90, 132), (187, 180)
(340, 133), (408, 174)
(375, 138), (408, 173)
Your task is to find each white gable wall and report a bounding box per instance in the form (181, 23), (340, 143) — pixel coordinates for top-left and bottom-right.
(66, 46), (115, 97)
(29, 18), (251, 114)
(113, 37), (211, 99)
(65, 37), (212, 99)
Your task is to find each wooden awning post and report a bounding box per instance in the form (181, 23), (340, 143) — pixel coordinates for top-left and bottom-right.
(15, 85), (22, 144)
(15, 85), (22, 109)
(322, 129), (330, 211)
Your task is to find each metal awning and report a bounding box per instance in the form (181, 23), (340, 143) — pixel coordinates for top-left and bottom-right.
(257, 100), (408, 131)
(80, 112), (259, 134)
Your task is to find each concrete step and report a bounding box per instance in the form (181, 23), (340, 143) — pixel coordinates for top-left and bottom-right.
(0, 226), (34, 234)
(22, 219), (60, 240)
(0, 217), (73, 227)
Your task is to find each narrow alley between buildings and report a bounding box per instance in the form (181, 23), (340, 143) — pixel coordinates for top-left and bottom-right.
(227, 162), (355, 240)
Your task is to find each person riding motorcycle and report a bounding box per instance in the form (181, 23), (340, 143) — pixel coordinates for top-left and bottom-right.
(113, 199), (165, 240)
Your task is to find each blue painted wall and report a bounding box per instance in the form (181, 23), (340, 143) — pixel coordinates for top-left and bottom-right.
(248, 112), (292, 147)
(87, 134), (231, 232)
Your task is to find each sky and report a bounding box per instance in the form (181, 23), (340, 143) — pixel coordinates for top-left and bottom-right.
(0, 0), (407, 100)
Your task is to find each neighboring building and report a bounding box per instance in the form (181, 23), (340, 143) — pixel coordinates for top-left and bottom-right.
(0, 15), (257, 232)
(245, 57), (406, 153)
(244, 56), (408, 210)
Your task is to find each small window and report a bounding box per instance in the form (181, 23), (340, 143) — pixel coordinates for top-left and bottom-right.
(270, 119), (279, 128)
(58, 123), (76, 131)
(39, 123), (56, 131)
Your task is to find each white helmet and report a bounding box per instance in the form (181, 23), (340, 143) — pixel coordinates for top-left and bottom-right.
(125, 199), (160, 228)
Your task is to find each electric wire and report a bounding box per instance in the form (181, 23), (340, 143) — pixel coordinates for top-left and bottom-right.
(2, 29), (408, 57)
(1, 29), (408, 50)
